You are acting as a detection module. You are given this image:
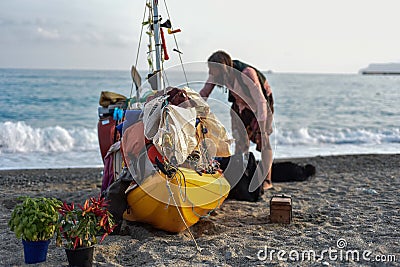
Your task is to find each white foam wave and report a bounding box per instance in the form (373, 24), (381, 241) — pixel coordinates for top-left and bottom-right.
(0, 121), (98, 153)
(1, 121), (398, 156)
(275, 127), (400, 146)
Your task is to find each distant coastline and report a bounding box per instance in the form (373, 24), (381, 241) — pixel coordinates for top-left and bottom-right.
(360, 63), (400, 75)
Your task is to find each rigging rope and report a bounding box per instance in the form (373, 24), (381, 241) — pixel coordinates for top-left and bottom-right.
(131, 0), (190, 98)
(162, 0), (189, 87)
(190, 176), (223, 219)
(165, 179), (202, 252)
(130, 1), (149, 99)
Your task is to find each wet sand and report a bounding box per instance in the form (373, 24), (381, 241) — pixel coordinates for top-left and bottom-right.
(0, 153), (399, 266)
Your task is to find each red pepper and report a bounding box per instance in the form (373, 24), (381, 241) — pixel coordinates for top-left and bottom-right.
(63, 202), (71, 211)
(73, 237), (80, 250)
(83, 199), (89, 210)
(99, 233), (108, 243)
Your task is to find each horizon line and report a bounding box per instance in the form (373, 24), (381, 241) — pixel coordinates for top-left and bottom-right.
(0, 66), (359, 75)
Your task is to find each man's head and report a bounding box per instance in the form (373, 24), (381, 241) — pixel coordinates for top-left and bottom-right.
(207, 50), (233, 86)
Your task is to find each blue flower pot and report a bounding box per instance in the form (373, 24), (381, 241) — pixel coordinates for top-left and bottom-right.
(22, 239), (50, 264)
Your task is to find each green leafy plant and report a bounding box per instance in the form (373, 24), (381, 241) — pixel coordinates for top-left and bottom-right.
(56, 195), (116, 250)
(8, 196), (62, 241)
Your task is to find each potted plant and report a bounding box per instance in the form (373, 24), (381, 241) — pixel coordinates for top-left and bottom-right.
(8, 196), (62, 264)
(56, 195), (116, 267)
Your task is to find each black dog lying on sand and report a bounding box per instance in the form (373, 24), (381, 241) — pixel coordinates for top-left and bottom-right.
(271, 162), (316, 182)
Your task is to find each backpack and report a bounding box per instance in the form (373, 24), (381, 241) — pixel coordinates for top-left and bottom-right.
(217, 152), (263, 202)
(103, 167), (134, 233)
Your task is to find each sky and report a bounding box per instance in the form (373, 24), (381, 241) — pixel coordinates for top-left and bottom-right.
(0, 0), (399, 73)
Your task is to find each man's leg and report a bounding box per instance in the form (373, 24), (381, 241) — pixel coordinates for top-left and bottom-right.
(261, 136), (273, 190)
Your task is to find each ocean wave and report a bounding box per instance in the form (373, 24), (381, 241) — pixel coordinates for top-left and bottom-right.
(0, 121), (98, 153)
(1, 121), (399, 155)
(275, 127), (400, 145)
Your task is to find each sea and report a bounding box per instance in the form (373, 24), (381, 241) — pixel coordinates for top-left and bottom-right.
(0, 67), (399, 170)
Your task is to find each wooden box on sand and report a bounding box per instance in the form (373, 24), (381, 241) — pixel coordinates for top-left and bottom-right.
(270, 194), (292, 224)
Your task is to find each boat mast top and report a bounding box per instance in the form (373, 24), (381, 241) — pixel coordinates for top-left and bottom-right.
(152, 0), (163, 91)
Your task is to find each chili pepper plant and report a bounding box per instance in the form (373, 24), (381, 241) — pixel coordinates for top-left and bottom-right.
(56, 195), (116, 249)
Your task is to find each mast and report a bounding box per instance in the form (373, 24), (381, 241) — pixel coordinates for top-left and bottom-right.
(152, 0), (163, 91)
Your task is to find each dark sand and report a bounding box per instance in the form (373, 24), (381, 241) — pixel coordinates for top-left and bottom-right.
(0, 154), (399, 266)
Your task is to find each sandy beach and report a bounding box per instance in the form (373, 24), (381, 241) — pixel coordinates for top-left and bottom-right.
(0, 153), (399, 266)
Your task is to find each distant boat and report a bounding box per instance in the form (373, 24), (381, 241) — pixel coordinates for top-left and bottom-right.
(360, 63), (400, 75)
